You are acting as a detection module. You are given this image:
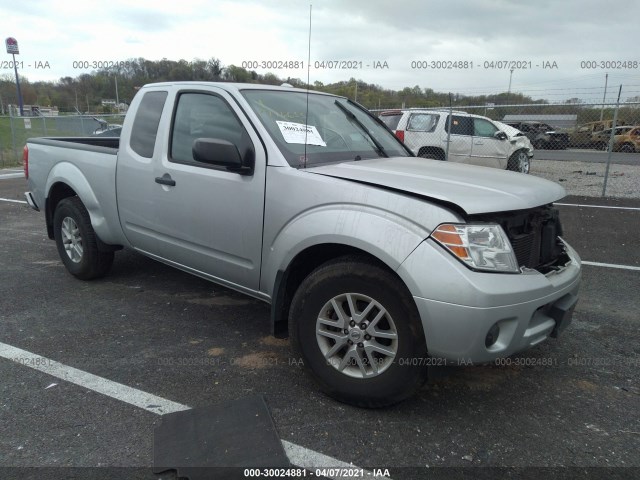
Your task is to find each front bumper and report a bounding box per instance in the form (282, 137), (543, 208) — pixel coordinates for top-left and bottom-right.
(397, 238), (581, 363)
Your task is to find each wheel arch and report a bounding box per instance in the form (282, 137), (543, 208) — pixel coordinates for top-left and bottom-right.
(417, 146), (446, 160)
(270, 243), (417, 339)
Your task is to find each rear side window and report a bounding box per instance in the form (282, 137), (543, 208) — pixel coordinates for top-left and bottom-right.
(446, 115), (473, 136)
(379, 114), (402, 130)
(130, 91), (168, 158)
(407, 113), (439, 132)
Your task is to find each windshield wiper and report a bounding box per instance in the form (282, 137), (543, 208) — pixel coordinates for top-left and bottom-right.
(334, 100), (388, 157)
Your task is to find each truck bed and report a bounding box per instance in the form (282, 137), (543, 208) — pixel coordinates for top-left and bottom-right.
(27, 136), (119, 153)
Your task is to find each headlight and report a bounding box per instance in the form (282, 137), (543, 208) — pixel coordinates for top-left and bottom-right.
(430, 224), (519, 273)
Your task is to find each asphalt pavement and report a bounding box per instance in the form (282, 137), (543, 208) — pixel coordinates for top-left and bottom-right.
(535, 148), (639, 165)
(0, 174), (638, 479)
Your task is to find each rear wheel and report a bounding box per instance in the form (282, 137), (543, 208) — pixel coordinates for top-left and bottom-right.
(289, 256), (428, 407)
(507, 150), (531, 174)
(53, 197), (114, 280)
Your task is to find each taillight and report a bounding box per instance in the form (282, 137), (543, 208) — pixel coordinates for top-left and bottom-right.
(23, 145), (29, 179)
(395, 130), (405, 142)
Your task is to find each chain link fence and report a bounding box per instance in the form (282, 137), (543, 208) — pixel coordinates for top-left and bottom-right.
(373, 102), (640, 198)
(2, 102), (638, 198)
(0, 114), (124, 168)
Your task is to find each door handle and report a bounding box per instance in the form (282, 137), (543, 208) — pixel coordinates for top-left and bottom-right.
(155, 174), (176, 187)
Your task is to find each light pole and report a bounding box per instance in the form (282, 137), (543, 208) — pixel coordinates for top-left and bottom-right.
(5, 37), (24, 116)
(599, 73), (608, 121)
(507, 68), (515, 103)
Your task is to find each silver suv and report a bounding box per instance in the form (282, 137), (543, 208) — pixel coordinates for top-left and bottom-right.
(380, 109), (534, 173)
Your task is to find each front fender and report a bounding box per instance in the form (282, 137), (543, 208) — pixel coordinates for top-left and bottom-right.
(262, 203), (430, 293)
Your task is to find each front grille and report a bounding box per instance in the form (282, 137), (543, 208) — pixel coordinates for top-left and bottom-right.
(472, 206), (567, 272)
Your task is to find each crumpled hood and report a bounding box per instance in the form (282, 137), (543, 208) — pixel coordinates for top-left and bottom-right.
(305, 156), (566, 215)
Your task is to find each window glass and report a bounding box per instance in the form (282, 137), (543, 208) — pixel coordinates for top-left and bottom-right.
(473, 118), (499, 138)
(170, 93), (249, 164)
(407, 113), (439, 132)
(241, 90), (409, 167)
(130, 91), (168, 158)
(379, 113), (402, 130)
(445, 115), (473, 136)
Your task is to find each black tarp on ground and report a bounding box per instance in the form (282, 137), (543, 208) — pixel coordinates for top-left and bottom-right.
(153, 395), (290, 480)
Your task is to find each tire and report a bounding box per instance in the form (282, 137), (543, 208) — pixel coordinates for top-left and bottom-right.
(419, 152), (440, 160)
(53, 196), (114, 280)
(507, 150), (531, 174)
(288, 256), (428, 408)
(620, 143), (635, 153)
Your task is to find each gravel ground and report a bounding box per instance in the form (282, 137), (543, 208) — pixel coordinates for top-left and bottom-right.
(532, 159), (640, 199)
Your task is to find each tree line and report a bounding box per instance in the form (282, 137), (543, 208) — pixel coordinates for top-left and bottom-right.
(0, 57), (635, 124)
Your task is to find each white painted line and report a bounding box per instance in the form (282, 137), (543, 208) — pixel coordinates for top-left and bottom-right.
(0, 342), (190, 415)
(0, 341), (390, 479)
(582, 261), (640, 272)
(556, 203), (640, 211)
(0, 197), (27, 204)
(282, 441), (390, 479)
(0, 173), (24, 179)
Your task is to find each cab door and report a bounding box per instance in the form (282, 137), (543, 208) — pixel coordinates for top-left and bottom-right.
(150, 88), (266, 291)
(116, 89), (169, 254)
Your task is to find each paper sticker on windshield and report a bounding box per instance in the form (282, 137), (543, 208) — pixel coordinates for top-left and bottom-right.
(276, 121), (326, 146)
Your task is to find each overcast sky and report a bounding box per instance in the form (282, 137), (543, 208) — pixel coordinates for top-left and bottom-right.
(2, 0), (639, 103)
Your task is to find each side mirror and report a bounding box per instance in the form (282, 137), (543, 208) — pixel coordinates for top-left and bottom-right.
(494, 131), (508, 141)
(192, 138), (254, 174)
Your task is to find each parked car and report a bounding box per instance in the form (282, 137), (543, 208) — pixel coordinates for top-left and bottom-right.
(504, 121), (569, 150)
(24, 82), (581, 407)
(591, 126), (640, 152)
(568, 119), (626, 148)
(379, 109), (534, 173)
(92, 126), (122, 137)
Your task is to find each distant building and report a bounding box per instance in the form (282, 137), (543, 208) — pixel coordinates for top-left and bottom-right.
(101, 99), (128, 112)
(502, 114), (577, 129)
(8, 104), (59, 116)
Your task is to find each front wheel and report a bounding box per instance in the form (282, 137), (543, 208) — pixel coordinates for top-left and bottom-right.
(619, 143), (635, 153)
(53, 197), (114, 280)
(289, 256), (428, 407)
(507, 150), (531, 174)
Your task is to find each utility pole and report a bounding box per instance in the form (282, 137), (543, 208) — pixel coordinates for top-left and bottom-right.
(599, 73), (608, 121)
(507, 68), (514, 103)
(354, 81), (358, 103)
(115, 75), (119, 110)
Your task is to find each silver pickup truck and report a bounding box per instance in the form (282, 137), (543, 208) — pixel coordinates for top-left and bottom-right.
(24, 82), (581, 407)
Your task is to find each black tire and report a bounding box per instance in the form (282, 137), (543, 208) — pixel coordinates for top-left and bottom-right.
(53, 196), (114, 280)
(418, 149), (444, 160)
(620, 143), (635, 153)
(289, 255), (428, 408)
(507, 149), (531, 174)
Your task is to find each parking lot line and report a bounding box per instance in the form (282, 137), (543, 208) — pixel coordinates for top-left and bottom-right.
(556, 203), (640, 211)
(0, 342), (190, 415)
(0, 341), (390, 479)
(0, 197), (27, 204)
(582, 261), (640, 271)
(0, 173), (24, 180)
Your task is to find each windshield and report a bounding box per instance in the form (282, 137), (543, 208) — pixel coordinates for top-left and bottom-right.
(241, 90), (410, 167)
